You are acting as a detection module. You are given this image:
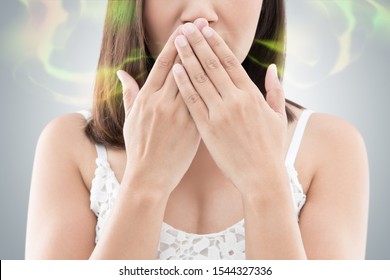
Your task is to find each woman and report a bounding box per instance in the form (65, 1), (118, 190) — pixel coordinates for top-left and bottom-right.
(25, 0), (369, 259)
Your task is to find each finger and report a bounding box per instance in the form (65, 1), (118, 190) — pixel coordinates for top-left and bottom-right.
(161, 54), (181, 100)
(117, 70), (140, 117)
(175, 34), (222, 107)
(265, 64), (286, 118)
(174, 88), (192, 118)
(201, 26), (252, 89)
(193, 18), (209, 30)
(180, 23), (235, 98)
(145, 25), (183, 91)
(172, 63), (209, 124)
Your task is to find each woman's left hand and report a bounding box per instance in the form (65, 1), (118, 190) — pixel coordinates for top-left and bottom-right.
(172, 23), (288, 195)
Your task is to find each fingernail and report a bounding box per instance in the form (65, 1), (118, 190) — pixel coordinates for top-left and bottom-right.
(270, 64), (278, 79)
(194, 18), (209, 30)
(173, 64), (184, 75)
(202, 27), (214, 38)
(116, 70), (125, 83)
(183, 23), (196, 35)
(176, 35), (188, 47)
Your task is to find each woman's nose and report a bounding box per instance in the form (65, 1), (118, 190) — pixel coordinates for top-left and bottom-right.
(180, 1), (218, 25)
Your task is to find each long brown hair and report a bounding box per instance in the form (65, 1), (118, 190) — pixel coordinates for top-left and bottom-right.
(86, 0), (300, 148)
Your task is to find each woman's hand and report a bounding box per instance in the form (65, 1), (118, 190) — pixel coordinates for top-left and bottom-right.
(172, 23), (288, 195)
(117, 26), (201, 196)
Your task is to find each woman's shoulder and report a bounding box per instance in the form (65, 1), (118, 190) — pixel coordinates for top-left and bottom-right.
(39, 112), (92, 151)
(288, 103), (364, 148)
(37, 112), (97, 186)
(292, 110), (368, 259)
(288, 104), (365, 152)
(307, 111), (366, 152)
(288, 105), (367, 189)
(301, 109), (368, 178)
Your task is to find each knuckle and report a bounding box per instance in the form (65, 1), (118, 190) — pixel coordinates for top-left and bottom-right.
(228, 102), (240, 114)
(193, 72), (209, 84)
(154, 104), (169, 116)
(208, 37), (221, 48)
(186, 93), (201, 104)
(213, 112), (229, 126)
(191, 35), (204, 46)
(181, 48), (194, 59)
(210, 106), (228, 125)
(227, 97), (244, 113)
(176, 74), (190, 86)
(205, 58), (220, 70)
(156, 56), (172, 69)
(222, 55), (239, 70)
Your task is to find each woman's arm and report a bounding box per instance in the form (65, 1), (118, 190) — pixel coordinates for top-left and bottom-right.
(25, 114), (172, 259)
(173, 23), (369, 259)
(298, 114), (369, 259)
(90, 175), (171, 259)
(26, 115), (97, 259)
(242, 168), (307, 259)
(26, 25), (201, 259)
(243, 115), (369, 259)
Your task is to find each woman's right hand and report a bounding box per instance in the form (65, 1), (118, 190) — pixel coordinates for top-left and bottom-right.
(117, 25), (201, 197)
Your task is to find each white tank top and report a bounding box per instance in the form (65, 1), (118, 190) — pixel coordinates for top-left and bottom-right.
(78, 109), (314, 260)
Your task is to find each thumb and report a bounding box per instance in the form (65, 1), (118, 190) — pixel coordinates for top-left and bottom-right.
(117, 70), (140, 116)
(265, 64), (286, 118)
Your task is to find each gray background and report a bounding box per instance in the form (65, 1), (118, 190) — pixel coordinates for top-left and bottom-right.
(0, 0), (389, 259)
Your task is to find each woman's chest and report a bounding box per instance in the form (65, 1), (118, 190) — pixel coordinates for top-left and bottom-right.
(163, 177), (245, 235)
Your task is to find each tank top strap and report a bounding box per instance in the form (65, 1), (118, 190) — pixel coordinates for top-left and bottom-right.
(284, 109), (314, 167)
(77, 110), (108, 161)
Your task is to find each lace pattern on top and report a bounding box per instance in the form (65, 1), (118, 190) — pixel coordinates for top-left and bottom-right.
(90, 158), (306, 259)
(83, 109), (312, 260)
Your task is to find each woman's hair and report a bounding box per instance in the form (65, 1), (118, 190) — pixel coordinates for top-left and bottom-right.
(86, 0), (301, 148)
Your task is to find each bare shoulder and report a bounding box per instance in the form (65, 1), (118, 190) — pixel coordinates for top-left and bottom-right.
(37, 113), (96, 188)
(302, 111), (369, 200)
(297, 112), (369, 259)
(40, 113), (91, 151)
(306, 112), (368, 167)
(27, 113), (97, 259)
(289, 105), (369, 198)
